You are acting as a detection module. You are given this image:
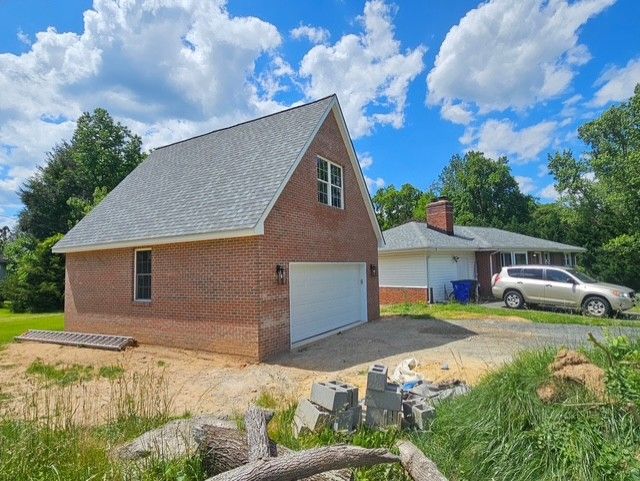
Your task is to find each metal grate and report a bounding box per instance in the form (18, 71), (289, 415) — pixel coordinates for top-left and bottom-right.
(15, 330), (136, 351)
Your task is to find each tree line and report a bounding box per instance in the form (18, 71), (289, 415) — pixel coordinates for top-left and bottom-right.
(2, 85), (638, 312)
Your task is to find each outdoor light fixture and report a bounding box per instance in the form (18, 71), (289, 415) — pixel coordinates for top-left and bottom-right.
(276, 264), (286, 284)
(370, 263), (377, 277)
(452, 256), (460, 263)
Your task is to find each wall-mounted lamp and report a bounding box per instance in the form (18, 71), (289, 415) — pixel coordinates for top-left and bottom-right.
(369, 263), (377, 277)
(276, 264), (286, 284)
(452, 256), (460, 263)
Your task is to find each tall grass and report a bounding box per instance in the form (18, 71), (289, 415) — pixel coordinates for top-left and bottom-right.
(413, 348), (640, 481)
(0, 369), (204, 481)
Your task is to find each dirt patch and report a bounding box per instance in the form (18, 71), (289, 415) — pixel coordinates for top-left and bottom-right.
(536, 383), (559, 403)
(548, 349), (606, 400)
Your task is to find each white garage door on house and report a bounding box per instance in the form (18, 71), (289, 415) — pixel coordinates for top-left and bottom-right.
(289, 263), (367, 345)
(428, 253), (476, 302)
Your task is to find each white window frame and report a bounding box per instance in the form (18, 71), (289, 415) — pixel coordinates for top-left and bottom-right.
(316, 156), (344, 209)
(134, 248), (152, 301)
(564, 252), (576, 267)
(501, 251), (529, 266)
(513, 251), (528, 265)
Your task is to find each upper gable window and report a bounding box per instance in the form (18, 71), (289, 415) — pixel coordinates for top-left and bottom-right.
(317, 157), (343, 209)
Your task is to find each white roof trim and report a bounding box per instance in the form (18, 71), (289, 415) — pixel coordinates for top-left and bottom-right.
(255, 96), (384, 247)
(51, 226), (262, 253)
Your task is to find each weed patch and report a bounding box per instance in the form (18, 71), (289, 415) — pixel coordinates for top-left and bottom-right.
(98, 365), (125, 380)
(26, 359), (94, 386)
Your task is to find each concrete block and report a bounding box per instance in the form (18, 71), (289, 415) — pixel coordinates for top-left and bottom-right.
(331, 405), (362, 432)
(402, 397), (435, 430)
(367, 364), (388, 392)
(293, 399), (329, 436)
(326, 380), (359, 408)
(310, 382), (350, 412)
(365, 407), (402, 429)
(365, 383), (402, 411)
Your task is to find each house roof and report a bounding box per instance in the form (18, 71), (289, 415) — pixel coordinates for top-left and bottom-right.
(380, 222), (586, 253)
(53, 95), (383, 253)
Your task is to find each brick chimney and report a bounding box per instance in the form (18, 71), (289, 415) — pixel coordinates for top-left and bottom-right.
(427, 198), (454, 235)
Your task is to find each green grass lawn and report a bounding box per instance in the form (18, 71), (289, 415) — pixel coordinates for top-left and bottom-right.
(382, 302), (640, 327)
(0, 306), (63, 345)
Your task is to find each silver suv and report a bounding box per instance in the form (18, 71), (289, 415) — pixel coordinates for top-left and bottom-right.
(491, 265), (636, 317)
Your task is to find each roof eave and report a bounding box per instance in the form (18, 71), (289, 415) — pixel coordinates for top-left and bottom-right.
(51, 225), (263, 254)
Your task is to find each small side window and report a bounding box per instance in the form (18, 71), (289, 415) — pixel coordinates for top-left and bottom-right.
(135, 249), (152, 301)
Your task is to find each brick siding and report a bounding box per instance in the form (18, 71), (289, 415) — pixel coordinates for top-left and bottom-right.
(380, 287), (428, 305)
(63, 110), (379, 361)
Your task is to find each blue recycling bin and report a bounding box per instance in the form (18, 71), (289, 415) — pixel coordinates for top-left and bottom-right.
(450, 279), (476, 304)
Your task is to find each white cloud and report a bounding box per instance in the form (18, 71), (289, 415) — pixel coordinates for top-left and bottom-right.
(291, 25), (330, 44)
(0, 0), (286, 220)
(440, 101), (472, 125)
(16, 29), (31, 46)
(460, 119), (557, 163)
(427, 0), (615, 118)
(298, 0), (426, 138)
(591, 57), (640, 107)
(358, 151), (385, 193)
(515, 175), (536, 195)
(539, 183), (560, 201)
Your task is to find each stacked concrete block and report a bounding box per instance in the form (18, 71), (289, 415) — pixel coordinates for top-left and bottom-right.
(364, 364), (403, 429)
(294, 380), (361, 437)
(402, 396), (436, 430)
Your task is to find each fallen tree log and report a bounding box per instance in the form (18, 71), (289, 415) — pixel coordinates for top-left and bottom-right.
(246, 405), (271, 462)
(204, 445), (398, 481)
(397, 440), (448, 481)
(194, 424), (352, 480)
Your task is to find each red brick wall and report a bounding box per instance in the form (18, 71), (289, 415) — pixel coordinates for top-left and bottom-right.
(427, 200), (454, 235)
(63, 109), (379, 361)
(380, 287), (428, 305)
(65, 238), (262, 357)
(258, 110), (380, 359)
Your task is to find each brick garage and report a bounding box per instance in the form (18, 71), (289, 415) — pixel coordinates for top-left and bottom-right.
(56, 96), (382, 361)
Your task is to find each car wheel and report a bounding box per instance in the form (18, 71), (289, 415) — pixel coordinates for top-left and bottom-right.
(582, 296), (611, 318)
(504, 290), (524, 309)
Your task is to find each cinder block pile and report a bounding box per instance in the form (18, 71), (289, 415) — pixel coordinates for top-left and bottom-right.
(364, 364), (402, 429)
(293, 380), (361, 436)
(364, 363), (436, 430)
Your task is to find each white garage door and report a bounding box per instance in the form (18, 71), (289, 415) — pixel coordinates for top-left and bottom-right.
(289, 263), (367, 345)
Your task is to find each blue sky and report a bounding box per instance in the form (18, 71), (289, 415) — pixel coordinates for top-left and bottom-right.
(1, 0), (639, 227)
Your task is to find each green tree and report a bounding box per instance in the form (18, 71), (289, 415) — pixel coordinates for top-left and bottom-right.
(3, 234), (65, 312)
(548, 84), (640, 288)
(372, 184), (434, 230)
(435, 151), (534, 230)
(18, 108), (145, 238)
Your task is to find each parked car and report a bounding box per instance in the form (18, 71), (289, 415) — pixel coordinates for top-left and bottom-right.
(491, 265), (636, 317)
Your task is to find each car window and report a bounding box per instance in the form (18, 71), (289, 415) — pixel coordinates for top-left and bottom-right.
(566, 268), (596, 283)
(521, 268), (543, 280)
(546, 269), (574, 283)
(507, 268), (522, 278)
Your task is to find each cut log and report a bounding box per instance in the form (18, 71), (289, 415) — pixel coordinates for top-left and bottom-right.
(204, 444), (398, 481)
(245, 405), (272, 462)
(194, 424), (352, 480)
(396, 441), (448, 481)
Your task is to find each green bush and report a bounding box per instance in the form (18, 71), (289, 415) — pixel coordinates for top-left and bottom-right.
(3, 234), (65, 312)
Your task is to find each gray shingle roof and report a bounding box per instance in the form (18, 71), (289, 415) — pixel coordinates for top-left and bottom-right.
(53, 96), (336, 252)
(380, 222), (586, 253)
